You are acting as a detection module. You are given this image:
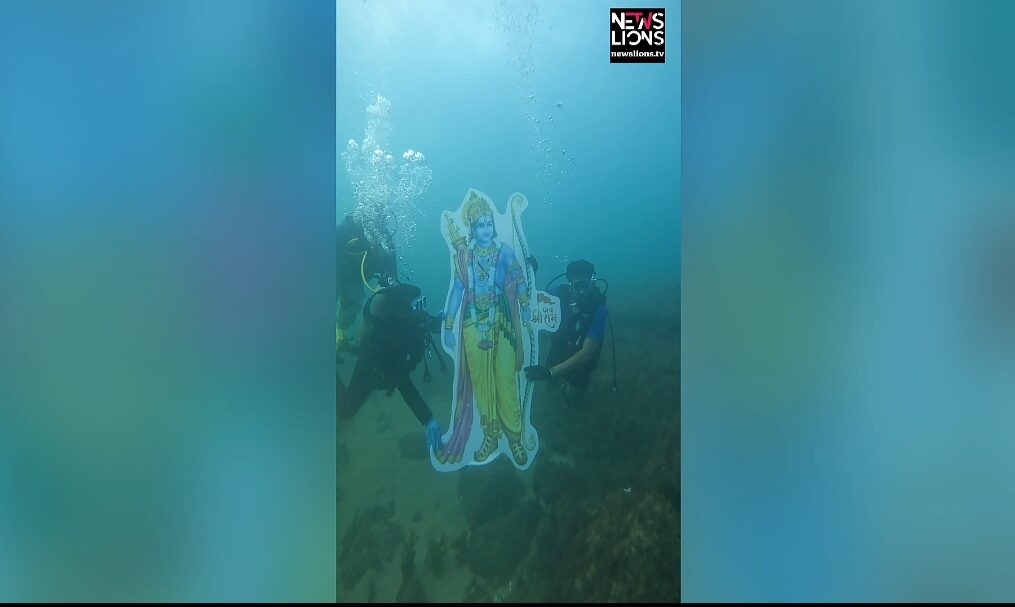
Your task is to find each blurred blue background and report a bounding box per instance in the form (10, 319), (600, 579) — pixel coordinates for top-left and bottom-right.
(0, 1), (335, 601)
(683, 0), (1015, 601)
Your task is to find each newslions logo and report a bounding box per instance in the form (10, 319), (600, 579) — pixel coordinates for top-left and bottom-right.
(610, 8), (665, 63)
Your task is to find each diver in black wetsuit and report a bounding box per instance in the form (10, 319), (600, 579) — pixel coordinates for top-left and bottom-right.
(337, 213), (398, 353)
(524, 259), (611, 406)
(337, 282), (445, 453)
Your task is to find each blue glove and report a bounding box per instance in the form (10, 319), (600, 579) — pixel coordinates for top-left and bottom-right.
(425, 417), (443, 453)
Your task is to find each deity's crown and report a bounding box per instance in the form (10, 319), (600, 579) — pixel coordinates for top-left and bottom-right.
(461, 191), (494, 227)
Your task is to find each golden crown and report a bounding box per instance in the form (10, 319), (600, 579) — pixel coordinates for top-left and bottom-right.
(461, 191), (494, 227)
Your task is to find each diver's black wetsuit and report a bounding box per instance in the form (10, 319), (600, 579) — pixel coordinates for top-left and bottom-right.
(546, 284), (608, 404)
(338, 364), (432, 425)
(337, 284), (438, 426)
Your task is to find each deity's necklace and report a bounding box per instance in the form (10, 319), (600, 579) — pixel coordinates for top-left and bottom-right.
(473, 242), (496, 282)
(470, 243), (498, 350)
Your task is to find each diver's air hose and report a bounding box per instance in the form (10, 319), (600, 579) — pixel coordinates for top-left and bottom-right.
(544, 272), (567, 292)
(360, 251), (379, 293)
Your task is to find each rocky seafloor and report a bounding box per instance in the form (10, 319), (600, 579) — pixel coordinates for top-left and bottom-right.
(338, 293), (680, 602)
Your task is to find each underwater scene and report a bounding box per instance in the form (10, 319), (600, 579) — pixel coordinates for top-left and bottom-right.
(337, 0), (679, 601)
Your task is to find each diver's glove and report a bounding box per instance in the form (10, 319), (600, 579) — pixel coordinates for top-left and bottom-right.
(425, 417), (443, 453)
(524, 365), (553, 381)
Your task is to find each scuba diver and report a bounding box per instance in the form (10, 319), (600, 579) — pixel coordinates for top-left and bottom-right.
(337, 282), (447, 454)
(337, 213), (398, 355)
(524, 259), (615, 405)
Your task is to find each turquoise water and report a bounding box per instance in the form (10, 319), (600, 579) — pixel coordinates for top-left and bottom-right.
(337, 1), (680, 601)
(337, 0), (680, 300)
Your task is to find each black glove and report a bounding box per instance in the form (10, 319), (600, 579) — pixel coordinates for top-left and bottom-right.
(524, 365), (553, 381)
